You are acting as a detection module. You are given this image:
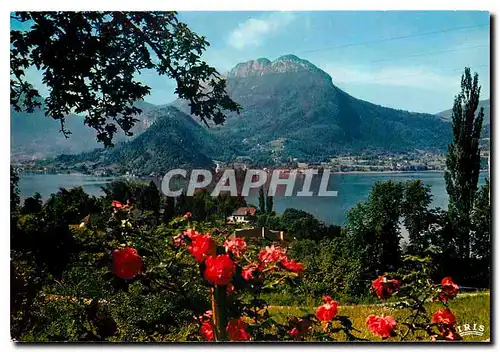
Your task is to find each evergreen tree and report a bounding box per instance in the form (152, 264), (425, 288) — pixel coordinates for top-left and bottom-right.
(265, 194), (274, 215)
(258, 187), (266, 213)
(444, 68), (484, 261)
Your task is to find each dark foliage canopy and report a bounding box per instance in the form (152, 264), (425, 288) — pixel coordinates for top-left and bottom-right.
(10, 11), (240, 147)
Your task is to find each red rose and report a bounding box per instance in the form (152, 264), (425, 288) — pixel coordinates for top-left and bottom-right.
(204, 254), (236, 286)
(226, 318), (250, 341)
(112, 247), (142, 280)
(242, 264), (258, 281)
(258, 245), (286, 264)
(366, 315), (397, 339)
(281, 257), (305, 273)
(188, 234), (216, 263)
(432, 308), (456, 326)
(183, 212), (192, 219)
(224, 237), (247, 258)
(200, 321), (214, 341)
(315, 295), (338, 321)
(439, 277), (459, 302)
(372, 276), (400, 299)
(112, 200), (124, 209)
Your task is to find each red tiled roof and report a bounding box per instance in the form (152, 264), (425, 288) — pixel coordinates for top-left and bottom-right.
(232, 207), (257, 216)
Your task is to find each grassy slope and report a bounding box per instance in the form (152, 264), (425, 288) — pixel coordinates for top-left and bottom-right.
(268, 292), (490, 342)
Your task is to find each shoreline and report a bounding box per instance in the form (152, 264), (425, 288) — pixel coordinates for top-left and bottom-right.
(330, 169), (444, 175)
(19, 169), (489, 177)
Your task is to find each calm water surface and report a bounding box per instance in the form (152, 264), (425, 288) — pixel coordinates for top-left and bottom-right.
(247, 171), (487, 225)
(19, 171), (487, 226)
(19, 174), (115, 201)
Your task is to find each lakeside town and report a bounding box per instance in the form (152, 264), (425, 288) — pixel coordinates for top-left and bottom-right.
(12, 149), (490, 178)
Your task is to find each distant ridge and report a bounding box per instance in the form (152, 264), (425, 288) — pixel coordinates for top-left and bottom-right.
(435, 98), (490, 150)
(11, 101), (157, 160)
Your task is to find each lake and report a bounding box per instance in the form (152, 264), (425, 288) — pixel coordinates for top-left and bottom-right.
(19, 174), (116, 202)
(18, 171), (488, 226)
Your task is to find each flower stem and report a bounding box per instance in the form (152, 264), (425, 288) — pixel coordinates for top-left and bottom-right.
(211, 286), (228, 341)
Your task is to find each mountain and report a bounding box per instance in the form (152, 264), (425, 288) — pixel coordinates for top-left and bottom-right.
(34, 55), (460, 173)
(174, 55), (453, 161)
(436, 99), (490, 138)
(10, 101), (157, 161)
(50, 106), (220, 174)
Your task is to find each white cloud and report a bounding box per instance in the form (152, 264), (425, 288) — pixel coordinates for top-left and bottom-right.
(323, 64), (459, 91)
(228, 12), (295, 50)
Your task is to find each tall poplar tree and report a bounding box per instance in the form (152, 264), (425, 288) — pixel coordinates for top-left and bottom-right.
(444, 68), (484, 261)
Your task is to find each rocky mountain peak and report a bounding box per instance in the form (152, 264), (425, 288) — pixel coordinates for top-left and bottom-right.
(227, 55), (321, 78)
(227, 58), (272, 78)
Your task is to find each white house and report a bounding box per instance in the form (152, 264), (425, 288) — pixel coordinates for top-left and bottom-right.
(226, 207), (257, 224)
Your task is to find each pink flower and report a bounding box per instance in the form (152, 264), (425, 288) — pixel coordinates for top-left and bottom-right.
(242, 264), (258, 281)
(173, 233), (184, 247)
(289, 327), (300, 337)
(366, 315), (397, 339)
(196, 310), (213, 323)
(224, 237), (247, 257)
(258, 245), (286, 264)
(432, 308), (456, 326)
(183, 212), (192, 219)
(173, 229), (201, 247)
(281, 257), (305, 273)
(315, 296), (338, 321)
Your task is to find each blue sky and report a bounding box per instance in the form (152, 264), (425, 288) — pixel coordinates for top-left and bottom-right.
(14, 11), (490, 113)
